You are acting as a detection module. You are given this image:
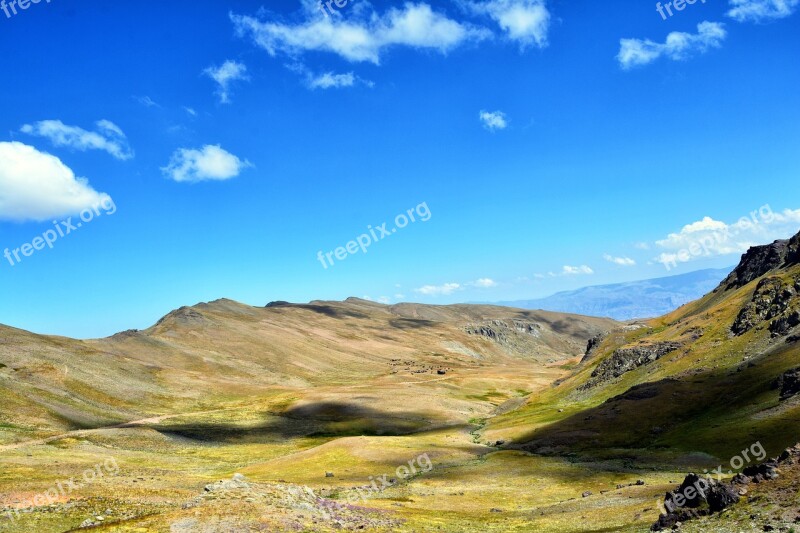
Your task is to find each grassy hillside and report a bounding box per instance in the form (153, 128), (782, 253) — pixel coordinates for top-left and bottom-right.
(1, 234), (798, 532)
(1, 299), (630, 532)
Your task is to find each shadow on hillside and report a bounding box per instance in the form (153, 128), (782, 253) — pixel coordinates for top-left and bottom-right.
(144, 402), (448, 443)
(389, 318), (438, 330)
(297, 304), (370, 320)
(510, 344), (799, 465)
(266, 301), (370, 320)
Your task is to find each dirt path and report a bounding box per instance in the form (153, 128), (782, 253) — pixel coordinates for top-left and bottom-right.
(0, 408), (230, 452)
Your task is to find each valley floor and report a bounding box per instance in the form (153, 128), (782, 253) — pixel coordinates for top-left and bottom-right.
(0, 360), (681, 533)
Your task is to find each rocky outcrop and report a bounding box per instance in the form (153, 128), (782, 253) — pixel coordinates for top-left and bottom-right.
(581, 342), (682, 389)
(652, 443), (800, 531)
(769, 310), (800, 337)
(789, 231), (800, 265)
(773, 367), (800, 401)
(719, 236), (795, 292)
(580, 332), (607, 364)
(731, 277), (798, 336)
(155, 306), (211, 328)
(651, 474), (741, 531)
(464, 320), (542, 343)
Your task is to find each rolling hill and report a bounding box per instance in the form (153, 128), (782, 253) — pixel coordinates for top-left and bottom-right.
(0, 234), (798, 532)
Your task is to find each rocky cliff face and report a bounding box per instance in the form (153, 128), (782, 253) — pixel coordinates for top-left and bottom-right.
(580, 341), (683, 389)
(719, 230), (800, 292)
(731, 276), (799, 336)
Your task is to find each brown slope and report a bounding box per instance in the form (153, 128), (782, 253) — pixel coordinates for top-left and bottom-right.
(0, 298), (617, 445)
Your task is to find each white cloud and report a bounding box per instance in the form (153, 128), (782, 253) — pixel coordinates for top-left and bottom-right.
(204, 60), (249, 103)
(309, 71), (356, 89)
(479, 110), (508, 130)
(184, 106), (197, 116)
(0, 142), (112, 222)
(231, 3), (489, 65)
(414, 278), (497, 295)
(21, 119), (134, 160)
(161, 145), (252, 183)
(562, 265), (594, 275)
(727, 0), (799, 21)
(617, 21), (727, 69)
(653, 207), (800, 269)
(467, 0), (550, 48)
(414, 283), (462, 295)
(287, 63), (374, 89)
(603, 254), (636, 266)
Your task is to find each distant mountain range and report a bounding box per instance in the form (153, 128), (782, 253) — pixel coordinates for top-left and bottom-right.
(494, 268), (733, 320)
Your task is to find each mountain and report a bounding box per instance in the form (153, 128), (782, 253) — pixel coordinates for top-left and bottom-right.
(1, 235), (799, 532)
(495, 268), (732, 320)
(0, 300), (621, 532)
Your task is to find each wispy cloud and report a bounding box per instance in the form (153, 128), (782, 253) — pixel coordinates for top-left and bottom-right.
(161, 145), (252, 183)
(204, 60), (249, 103)
(134, 95), (160, 108)
(727, 0), (799, 22)
(21, 119), (134, 160)
(466, 0), (550, 49)
(561, 265), (594, 275)
(617, 21), (726, 69)
(231, 3), (490, 65)
(0, 141), (112, 222)
(414, 282), (462, 295)
(603, 254), (636, 266)
(311, 71), (374, 89)
(479, 110), (508, 130)
(413, 277), (497, 295)
(309, 72), (357, 89)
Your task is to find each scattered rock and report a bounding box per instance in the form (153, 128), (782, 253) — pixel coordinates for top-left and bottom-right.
(741, 464), (779, 483)
(582, 491), (593, 498)
(325, 472), (335, 478)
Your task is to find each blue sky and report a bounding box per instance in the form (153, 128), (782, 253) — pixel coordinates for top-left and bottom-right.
(1, 0), (798, 338)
